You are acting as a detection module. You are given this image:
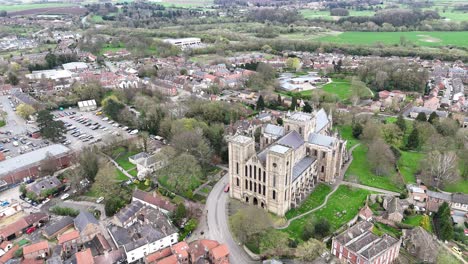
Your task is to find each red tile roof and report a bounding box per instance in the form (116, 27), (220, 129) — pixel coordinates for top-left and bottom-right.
(171, 241), (189, 259)
(210, 244), (229, 261)
(0, 218), (29, 239)
(23, 241), (49, 256)
(76, 248), (94, 264)
(145, 248), (172, 263)
(0, 245), (18, 264)
(58, 230), (80, 245)
(155, 254), (177, 264)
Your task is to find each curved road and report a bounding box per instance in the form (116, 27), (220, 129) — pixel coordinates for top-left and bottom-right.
(204, 174), (258, 264)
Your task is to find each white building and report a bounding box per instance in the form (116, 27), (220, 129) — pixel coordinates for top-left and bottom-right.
(108, 202), (179, 263)
(163, 38), (201, 49)
(26, 69), (72, 81)
(62, 62), (88, 72)
(77, 100), (97, 112)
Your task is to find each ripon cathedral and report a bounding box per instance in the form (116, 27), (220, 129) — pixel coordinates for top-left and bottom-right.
(228, 109), (347, 216)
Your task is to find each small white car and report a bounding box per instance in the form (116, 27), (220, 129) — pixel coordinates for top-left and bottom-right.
(129, 129), (139, 135)
(60, 193), (70, 200)
(96, 197), (104, 204)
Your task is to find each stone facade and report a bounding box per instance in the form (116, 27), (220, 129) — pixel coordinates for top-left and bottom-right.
(228, 109), (346, 216)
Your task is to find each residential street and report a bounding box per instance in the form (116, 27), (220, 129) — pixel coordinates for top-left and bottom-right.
(203, 174), (258, 264)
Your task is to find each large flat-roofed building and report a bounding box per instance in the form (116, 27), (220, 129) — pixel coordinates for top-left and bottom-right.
(0, 144), (72, 184)
(331, 221), (401, 264)
(228, 109), (346, 216)
(163, 38), (201, 49)
(26, 69), (73, 81)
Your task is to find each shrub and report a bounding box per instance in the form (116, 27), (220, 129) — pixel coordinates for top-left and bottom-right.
(50, 206), (79, 217)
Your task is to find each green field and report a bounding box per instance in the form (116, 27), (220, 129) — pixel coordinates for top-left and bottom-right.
(337, 125), (360, 150)
(0, 3), (76, 12)
(319, 31), (468, 48)
(398, 151), (424, 183)
(283, 186), (370, 240)
(0, 120), (5, 127)
(443, 180), (468, 194)
(285, 184), (332, 219)
(320, 78), (352, 100)
(345, 144), (402, 192)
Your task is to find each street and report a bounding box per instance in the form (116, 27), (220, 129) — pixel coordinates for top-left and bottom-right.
(203, 174), (258, 264)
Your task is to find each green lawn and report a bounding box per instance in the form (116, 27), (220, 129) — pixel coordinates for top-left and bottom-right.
(91, 15), (104, 23)
(439, 10), (468, 22)
(300, 9), (334, 20)
(114, 150), (138, 171)
(402, 215), (423, 226)
(443, 180), (468, 194)
(0, 3), (76, 12)
(319, 31), (468, 48)
(373, 222), (401, 238)
(345, 144), (402, 192)
(115, 169), (129, 181)
(398, 151), (424, 184)
(283, 186), (370, 240)
(0, 120), (5, 127)
(337, 125), (359, 150)
(320, 78), (352, 101)
(285, 184), (332, 219)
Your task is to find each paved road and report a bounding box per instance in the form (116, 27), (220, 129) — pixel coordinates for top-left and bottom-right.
(204, 174), (258, 264)
(0, 95), (32, 134)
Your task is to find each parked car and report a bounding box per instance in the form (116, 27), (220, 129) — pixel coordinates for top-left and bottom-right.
(129, 129), (139, 135)
(96, 197), (104, 204)
(26, 227), (36, 234)
(452, 247), (462, 256)
(60, 193), (70, 200)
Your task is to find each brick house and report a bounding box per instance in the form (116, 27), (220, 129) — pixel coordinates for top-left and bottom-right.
(23, 241), (50, 260)
(331, 221), (401, 264)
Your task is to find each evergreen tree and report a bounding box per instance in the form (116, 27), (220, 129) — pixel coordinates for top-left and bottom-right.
(434, 202), (454, 241)
(256, 95), (265, 111)
(303, 102), (313, 113)
(277, 94), (282, 104)
(415, 112), (427, 122)
(428, 111), (439, 124)
(290, 97), (297, 110)
(352, 122), (363, 138)
(406, 127), (420, 150)
(37, 110), (66, 142)
(395, 114), (406, 132)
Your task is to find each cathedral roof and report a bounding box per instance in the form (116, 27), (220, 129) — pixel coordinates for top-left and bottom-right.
(315, 108), (330, 133)
(264, 124), (284, 137)
(292, 157), (316, 182)
(308, 133), (336, 148)
(277, 131), (304, 150)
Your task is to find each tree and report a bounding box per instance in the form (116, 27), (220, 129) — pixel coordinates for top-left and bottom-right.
(382, 123), (403, 146)
(313, 218), (331, 239)
(259, 230), (291, 257)
(361, 121), (381, 142)
(37, 110), (65, 142)
(6, 71), (19, 85)
(406, 127), (420, 150)
(420, 214), (431, 232)
(139, 131), (149, 153)
(170, 130), (212, 166)
(367, 138), (395, 176)
(256, 95), (265, 111)
(230, 206), (272, 245)
(423, 150), (458, 188)
(286, 57), (300, 71)
(172, 203), (187, 227)
(93, 164), (120, 199)
(303, 102), (313, 113)
(277, 94), (282, 105)
(102, 95), (124, 120)
(290, 97), (297, 110)
(73, 82), (105, 102)
(395, 114), (406, 132)
(295, 239), (326, 261)
(434, 202), (454, 241)
(352, 122), (363, 138)
(415, 112), (427, 122)
(16, 104), (35, 119)
(158, 153), (202, 195)
(79, 147), (99, 182)
(428, 111), (439, 124)
(105, 197), (126, 216)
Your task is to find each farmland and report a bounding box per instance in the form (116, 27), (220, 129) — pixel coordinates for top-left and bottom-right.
(319, 31), (468, 48)
(0, 3), (77, 12)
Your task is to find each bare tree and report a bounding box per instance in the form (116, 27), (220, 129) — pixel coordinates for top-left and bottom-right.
(367, 138), (395, 176)
(424, 150), (458, 188)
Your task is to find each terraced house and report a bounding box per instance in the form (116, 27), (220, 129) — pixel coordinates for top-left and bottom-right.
(228, 109), (347, 216)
